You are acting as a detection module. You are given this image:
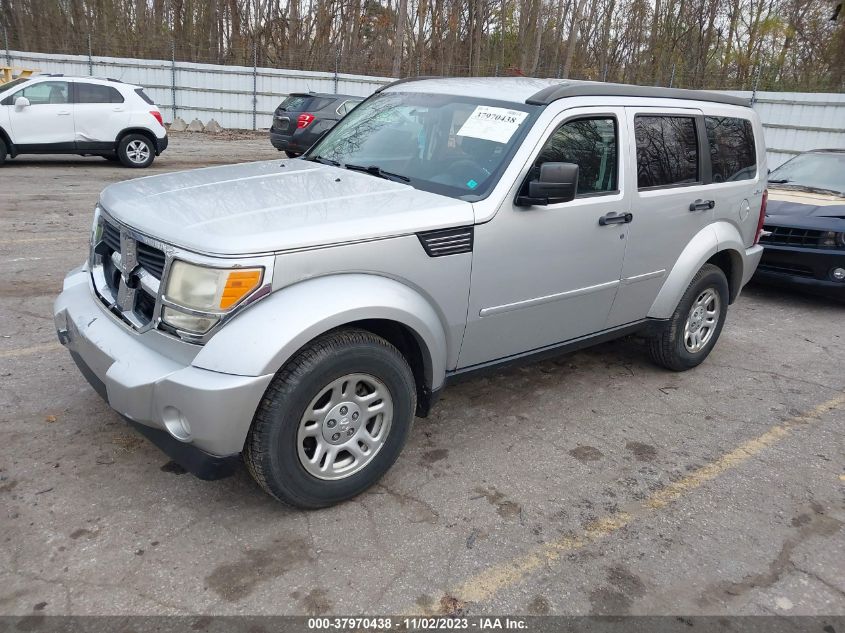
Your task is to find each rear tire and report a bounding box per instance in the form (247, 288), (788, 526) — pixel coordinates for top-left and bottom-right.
(647, 263), (729, 371)
(117, 133), (155, 168)
(244, 328), (416, 508)
(284, 151), (301, 158)
(0, 138), (6, 166)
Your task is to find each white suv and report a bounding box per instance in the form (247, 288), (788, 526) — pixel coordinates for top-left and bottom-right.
(0, 75), (168, 168)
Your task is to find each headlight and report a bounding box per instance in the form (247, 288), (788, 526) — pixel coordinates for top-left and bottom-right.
(162, 261), (263, 333)
(820, 231), (845, 249)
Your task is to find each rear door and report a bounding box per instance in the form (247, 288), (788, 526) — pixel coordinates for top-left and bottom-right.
(5, 80), (75, 147)
(72, 81), (129, 146)
(607, 107), (713, 326)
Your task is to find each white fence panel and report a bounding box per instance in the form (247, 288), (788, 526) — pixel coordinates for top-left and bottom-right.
(723, 90), (845, 168)
(6, 50), (391, 130)
(5, 50), (844, 165)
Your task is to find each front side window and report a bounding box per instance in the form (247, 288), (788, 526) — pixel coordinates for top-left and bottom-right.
(533, 117), (618, 196)
(706, 117), (756, 182)
(635, 115), (699, 189)
(308, 92), (538, 200)
(76, 83), (124, 104)
(12, 81), (69, 105)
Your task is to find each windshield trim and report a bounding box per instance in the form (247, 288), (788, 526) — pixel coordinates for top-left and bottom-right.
(304, 91), (542, 202)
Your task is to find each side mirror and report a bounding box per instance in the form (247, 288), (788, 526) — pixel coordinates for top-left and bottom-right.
(15, 96), (30, 110)
(517, 162), (579, 206)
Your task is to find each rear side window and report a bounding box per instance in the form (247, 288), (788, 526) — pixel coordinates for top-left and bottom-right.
(635, 116), (699, 189)
(336, 100), (361, 116)
(278, 95), (334, 112)
(134, 88), (155, 105)
(76, 83), (124, 104)
(535, 117), (618, 196)
(706, 117), (756, 182)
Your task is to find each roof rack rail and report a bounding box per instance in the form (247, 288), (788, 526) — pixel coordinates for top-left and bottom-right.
(375, 76), (442, 93)
(526, 82), (750, 108)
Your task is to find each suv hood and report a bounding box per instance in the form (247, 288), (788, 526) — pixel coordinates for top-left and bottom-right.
(767, 188), (845, 220)
(99, 160), (474, 256)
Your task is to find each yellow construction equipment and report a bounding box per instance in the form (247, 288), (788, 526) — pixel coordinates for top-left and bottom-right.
(0, 67), (38, 85)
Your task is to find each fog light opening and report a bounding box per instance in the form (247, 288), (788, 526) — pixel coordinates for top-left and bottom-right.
(831, 267), (845, 282)
(162, 406), (192, 442)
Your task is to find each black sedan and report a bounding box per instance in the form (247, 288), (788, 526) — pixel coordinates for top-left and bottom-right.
(270, 92), (362, 158)
(755, 149), (845, 299)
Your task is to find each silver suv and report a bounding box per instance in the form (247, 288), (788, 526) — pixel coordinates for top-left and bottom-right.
(54, 78), (767, 507)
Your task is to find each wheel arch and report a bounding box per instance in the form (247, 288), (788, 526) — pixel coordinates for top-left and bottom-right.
(648, 222), (747, 319)
(115, 127), (160, 155)
(192, 274), (449, 414)
(0, 125), (14, 157)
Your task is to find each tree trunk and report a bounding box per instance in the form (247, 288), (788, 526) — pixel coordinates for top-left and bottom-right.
(392, 0), (408, 76)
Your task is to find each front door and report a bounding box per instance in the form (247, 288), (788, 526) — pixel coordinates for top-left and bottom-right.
(6, 80), (75, 147)
(458, 107), (630, 369)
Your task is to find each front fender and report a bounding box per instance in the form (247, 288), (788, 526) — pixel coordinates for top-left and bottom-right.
(192, 274), (449, 390)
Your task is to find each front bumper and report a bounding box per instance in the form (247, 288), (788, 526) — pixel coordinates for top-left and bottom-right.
(754, 245), (845, 297)
(53, 265), (274, 478)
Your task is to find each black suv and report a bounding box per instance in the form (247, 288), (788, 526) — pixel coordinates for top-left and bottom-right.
(269, 92), (362, 157)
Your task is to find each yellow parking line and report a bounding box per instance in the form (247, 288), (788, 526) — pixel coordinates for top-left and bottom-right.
(0, 342), (62, 359)
(429, 393), (845, 609)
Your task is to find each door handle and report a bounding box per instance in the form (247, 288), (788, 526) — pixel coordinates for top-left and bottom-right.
(599, 212), (633, 226)
(112, 107), (124, 112)
(57, 111), (71, 116)
(689, 199), (715, 212)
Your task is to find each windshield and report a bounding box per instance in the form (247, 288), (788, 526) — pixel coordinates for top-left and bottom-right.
(0, 77), (31, 96)
(306, 91), (538, 200)
(769, 152), (845, 196)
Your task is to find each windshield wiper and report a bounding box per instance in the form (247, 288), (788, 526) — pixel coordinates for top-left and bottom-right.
(343, 163), (410, 183)
(768, 178), (790, 183)
(308, 155), (341, 166)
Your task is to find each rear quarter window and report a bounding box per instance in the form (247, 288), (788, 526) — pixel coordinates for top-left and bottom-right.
(705, 116), (756, 182)
(134, 88), (155, 105)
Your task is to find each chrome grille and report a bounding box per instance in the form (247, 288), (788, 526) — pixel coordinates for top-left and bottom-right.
(91, 212), (168, 331)
(137, 242), (166, 279)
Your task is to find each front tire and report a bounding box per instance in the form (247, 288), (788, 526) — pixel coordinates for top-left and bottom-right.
(117, 133), (155, 168)
(244, 329), (416, 508)
(647, 263), (729, 371)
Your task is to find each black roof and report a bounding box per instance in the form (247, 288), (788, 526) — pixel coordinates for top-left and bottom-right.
(526, 82), (750, 108)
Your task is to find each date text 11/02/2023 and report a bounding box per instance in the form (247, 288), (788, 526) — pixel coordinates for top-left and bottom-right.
(306, 617), (529, 630)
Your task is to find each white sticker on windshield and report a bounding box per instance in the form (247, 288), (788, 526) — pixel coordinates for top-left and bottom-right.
(456, 106), (529, 144)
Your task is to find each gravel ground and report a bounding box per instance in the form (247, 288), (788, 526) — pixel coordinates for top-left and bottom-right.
(1, 133), (843, 618)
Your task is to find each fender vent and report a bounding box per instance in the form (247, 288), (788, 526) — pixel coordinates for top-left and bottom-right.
(417, 227), (474, 257)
